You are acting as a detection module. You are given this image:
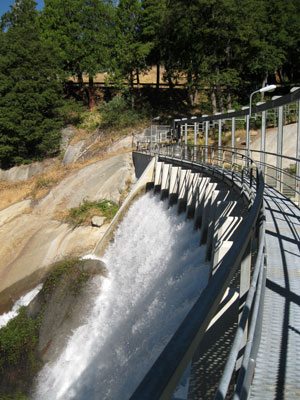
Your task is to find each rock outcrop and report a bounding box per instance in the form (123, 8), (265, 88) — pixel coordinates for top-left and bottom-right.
(0, 151), (135, 312)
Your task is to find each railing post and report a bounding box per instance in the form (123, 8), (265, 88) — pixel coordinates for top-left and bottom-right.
(194, 121), (198, 161)
(246, 114), (250, 168)
(203, 115), (209, 163)
(276, 103), (283, 192)
(185, 122), (188, 159)
(237, 239), (252, 370)
(296, 100), (300, 205)
(231, 115), (236, 168)
(215, 113), (222, 166)
(261, 109), (266, 176)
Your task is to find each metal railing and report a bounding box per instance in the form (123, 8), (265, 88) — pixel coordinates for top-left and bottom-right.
(171, 88), (300, 205)
(130, 145), (265, 399)
(132, 89), (300, 399)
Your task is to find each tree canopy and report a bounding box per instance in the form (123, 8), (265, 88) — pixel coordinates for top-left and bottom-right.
(0, 0), (63, 169)
(0, 0), (300, 167)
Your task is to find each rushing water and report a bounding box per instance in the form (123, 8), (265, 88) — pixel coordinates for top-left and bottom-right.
(33, 192), (210, 400)
(0, 284), (42, 328)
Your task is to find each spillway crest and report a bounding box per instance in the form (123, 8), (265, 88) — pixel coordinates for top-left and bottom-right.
(33, 192), (210, 400)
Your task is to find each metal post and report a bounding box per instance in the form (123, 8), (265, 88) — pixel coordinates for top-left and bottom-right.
(232, 116), (236, 168)
(205, 120), (209, 163)
(185, 123), (188, 159)
(296, 100), (300, 205)
(276, 105), (283, 192)
(261, 110), (266, 176)
(194, 122), (198, 161)
(218, 119), (222, 166)
(246, 114), (250, 164)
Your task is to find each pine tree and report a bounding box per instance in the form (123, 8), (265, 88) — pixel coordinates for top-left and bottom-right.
(40, 0), (115, 108)
(0, 0), (63, 169)
(141, 0), (167, 89)
(113, 0), (151, 107)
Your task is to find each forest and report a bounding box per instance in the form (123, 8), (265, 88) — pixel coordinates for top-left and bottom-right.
(0, 0), (300, 169)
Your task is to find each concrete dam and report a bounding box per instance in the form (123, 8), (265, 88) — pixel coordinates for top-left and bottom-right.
(29, 152), (247, 400)
(3, 88), (300, 399)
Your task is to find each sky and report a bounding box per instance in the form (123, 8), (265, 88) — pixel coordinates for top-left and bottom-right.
(0, 0), (44, 19)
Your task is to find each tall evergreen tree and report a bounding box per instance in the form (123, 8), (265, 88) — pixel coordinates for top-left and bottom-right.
(141, 0), (167, 89)
(40, 0), (115, 108)
(113, 0), (151, 107)
(0, 0), (63, 169)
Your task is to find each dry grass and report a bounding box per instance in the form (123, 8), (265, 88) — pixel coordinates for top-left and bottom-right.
(71, 66), (186, 86)
(0, 180), (35, 211)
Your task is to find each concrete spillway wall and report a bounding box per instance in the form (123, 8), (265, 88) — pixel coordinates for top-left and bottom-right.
(94, 153), (244, 273)
(151, 159), (243, 272)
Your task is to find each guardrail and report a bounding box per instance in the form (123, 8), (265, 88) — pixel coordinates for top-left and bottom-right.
(171, 88), (300, 205)
(132, 88), (300, 399)
(130, 145), (265, 399)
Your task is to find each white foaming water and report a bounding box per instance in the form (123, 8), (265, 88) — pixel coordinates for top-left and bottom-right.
(33, 192), (210, 400)
(0, 284), (42, 328)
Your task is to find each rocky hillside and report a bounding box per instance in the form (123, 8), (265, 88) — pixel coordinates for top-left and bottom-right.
(0, 129), (140, 314)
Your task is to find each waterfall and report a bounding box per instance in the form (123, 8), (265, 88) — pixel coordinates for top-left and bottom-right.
(33, 192), (210, 400)
(0, 284), (42, 329)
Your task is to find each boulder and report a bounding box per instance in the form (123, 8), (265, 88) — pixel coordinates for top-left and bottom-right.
(91, 216), (106, 227)
(26, 259), (107, 363)
(60, 127), (75, 151)
(62, 140), (85, 165)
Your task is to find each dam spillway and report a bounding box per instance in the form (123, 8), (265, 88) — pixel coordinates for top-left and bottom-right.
(32, 192), (211, 400)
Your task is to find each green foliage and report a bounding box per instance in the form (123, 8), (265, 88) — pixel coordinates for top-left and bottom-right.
(0, 0), (64, 169)
(58, 98), (86, 126)
(285, 163), (296, 175)
(0, 394), (29, 400)
(0, 308), (41, 396)
(40, 0), (115, 107)
(99, 95), (148, 129)
(67, 199), (119, 227)
(113, 0), (151, 94)
(43, 258), (88, 295)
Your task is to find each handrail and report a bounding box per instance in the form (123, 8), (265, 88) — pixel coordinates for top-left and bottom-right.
(130, 145), (265, 400)
(175, 88), (300, 125)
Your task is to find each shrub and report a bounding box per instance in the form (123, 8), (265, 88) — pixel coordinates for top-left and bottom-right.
(99, 95), (147, 129)
(67, 199), (119, 227)
(0, 308), (41, 396)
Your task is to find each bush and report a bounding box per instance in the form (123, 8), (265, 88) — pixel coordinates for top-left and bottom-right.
(0, 308), (41, 397)
(58, 98), (86, 126)
(99, 95), (147, 129)
(67, 199), (119, 227)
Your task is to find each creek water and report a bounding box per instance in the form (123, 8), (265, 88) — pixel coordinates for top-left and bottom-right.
(33, 192), (210, 400)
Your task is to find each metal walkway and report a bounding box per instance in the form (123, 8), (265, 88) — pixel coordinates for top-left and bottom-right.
(250, 185), (300, 399)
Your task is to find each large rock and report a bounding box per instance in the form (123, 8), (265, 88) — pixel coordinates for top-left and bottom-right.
(0, 152), (134, 311)
(62, 140), (85, 165)
(0, 162), (44, 182)
(35, 152), (134, 216)
(26, 259), (107, 363)
(60, 126), (75, 151)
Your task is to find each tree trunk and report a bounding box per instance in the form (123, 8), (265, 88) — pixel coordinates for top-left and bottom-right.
(215, 65), (224, 113)
(130, 71), (135, 109)
(156, 62), (160, 90)
(261, 72), (268, 101)
(86, 75), (96, 109)
(78, 72), (84, 88)
(136, 69), (140, 87)
(211, 87), (217, 114)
